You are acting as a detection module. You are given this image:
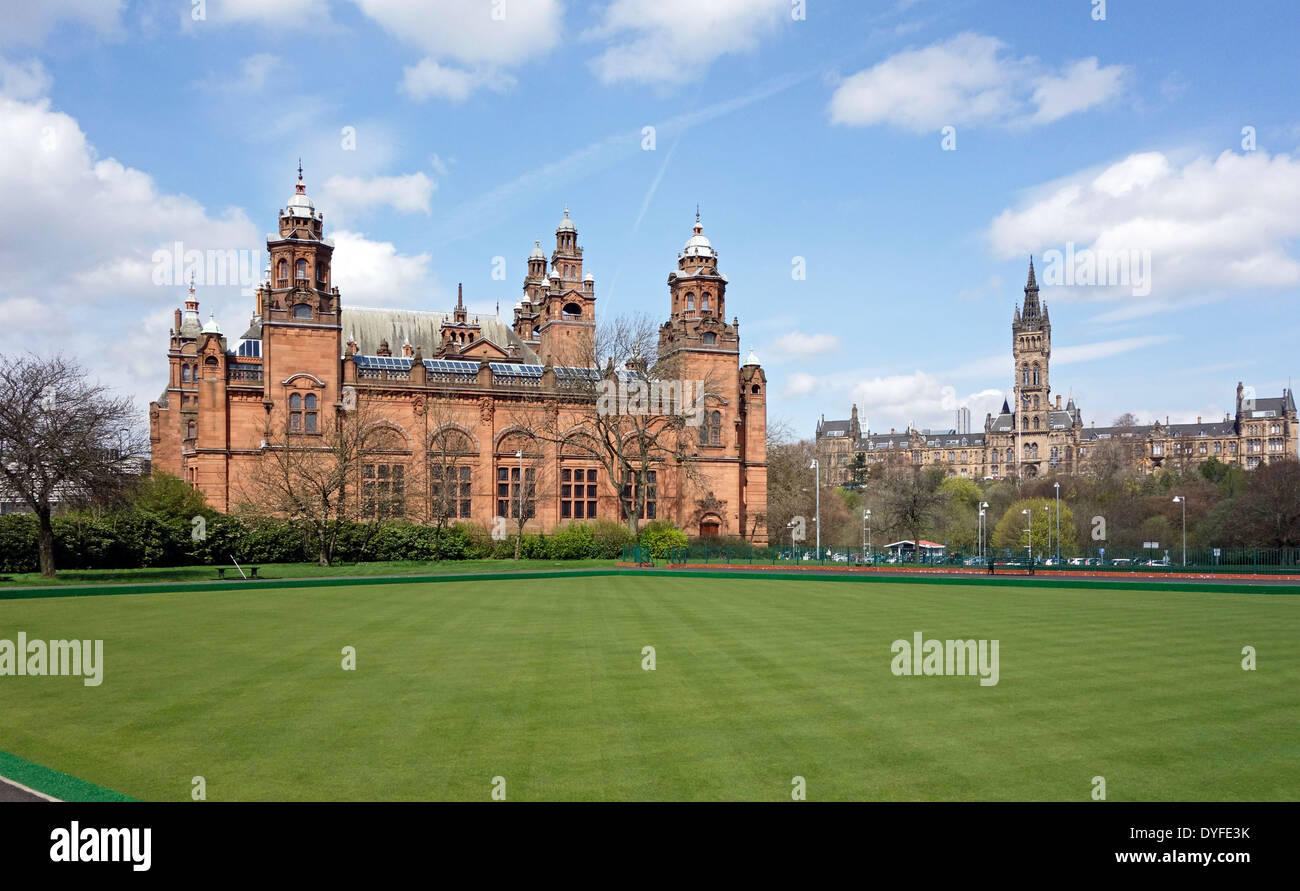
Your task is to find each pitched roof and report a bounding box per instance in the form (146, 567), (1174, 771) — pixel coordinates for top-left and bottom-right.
(341, 307), (539, 364)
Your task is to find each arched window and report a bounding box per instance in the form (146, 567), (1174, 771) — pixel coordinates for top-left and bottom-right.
(289, 392), (319, 433)
(1032, 364), (1040, 386)
(277, 259), (288, 282)
(686, 293), (695, 311)
(289, 393), (302, 431)
(181, 365), (191, 382)
(702, 293), (710, 311)
(1022, 365), (1029, 386)
(296, 258), (307, 280)
(1033, 416), (1040, 430)
(316, 262), (326, 284)
(702, 332), (717, 346)
(1033, 395), (1039, 409)
(186, 421), (196, 439)
(698, 411), (723, 447)
(292, 303), (312, 319)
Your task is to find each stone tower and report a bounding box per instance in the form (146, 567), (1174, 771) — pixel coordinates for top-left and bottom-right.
(1012, 257), (1051, 434)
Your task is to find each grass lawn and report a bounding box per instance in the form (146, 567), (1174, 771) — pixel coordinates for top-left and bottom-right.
(0, 574), (1295, 801)
(0, 558), (619, 587)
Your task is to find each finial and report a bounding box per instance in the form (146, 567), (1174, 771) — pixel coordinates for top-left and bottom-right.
(696, 203), (700, 223)
(189, 273), (195, 296)
(295, 159), (306, 194)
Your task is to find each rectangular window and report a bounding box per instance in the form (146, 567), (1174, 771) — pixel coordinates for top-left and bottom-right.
(621, 469), (657, 520)
(363, 464), (405, 520)
(431, 464), (472, 519)
(496, 465), (535, 519)
(561, 467), (598, 520)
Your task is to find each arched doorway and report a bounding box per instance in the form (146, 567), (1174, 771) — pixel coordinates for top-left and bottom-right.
(699, 516), (721, 538)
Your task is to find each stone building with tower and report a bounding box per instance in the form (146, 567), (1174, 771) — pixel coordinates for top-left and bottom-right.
(149, 168), (768, 542)
(816, 260), (1298, 485)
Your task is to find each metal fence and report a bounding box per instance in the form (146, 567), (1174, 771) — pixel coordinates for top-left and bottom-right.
(622, 544), (1300, 575)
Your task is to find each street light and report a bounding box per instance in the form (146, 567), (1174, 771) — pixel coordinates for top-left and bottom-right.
(809, 459), (820, 554)
(1053, 481), (1061, 563)
(1022, 508), (1032, 562)
(1044, 505), (1051, 563)
(1172, 495), (1186, 566)
(978, 501), (989, 560)
(516, 450), (524, 526)
(862, 509), (872, 561)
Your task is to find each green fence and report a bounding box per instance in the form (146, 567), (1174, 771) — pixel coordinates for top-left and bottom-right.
(621, 543), (1300, 575)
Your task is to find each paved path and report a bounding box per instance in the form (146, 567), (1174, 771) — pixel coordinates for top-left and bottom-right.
(0, 775), (55, 802)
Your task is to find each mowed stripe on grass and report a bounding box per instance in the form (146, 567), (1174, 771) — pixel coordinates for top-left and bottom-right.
(0, 576), (1295, 801)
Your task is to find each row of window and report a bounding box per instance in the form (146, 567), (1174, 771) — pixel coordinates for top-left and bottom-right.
(360, 463), (658, 521)
(276, 258), (327, 285)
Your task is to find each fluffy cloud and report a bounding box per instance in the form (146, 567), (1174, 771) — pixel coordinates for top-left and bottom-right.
(847, 372), (1004, 432)
(585, 0), (789, 85)
(767, 330), (841, 359)
(987, 149), (1300, 316)
(829, 33), (1126, 131)
(319, 172), (437, 221)
(353, 0), (562, 101)
(0, 89), (435, 414)
(329, 230), (435, 307)
(207, 0), (332, 26)
(0, 56), (53, 100)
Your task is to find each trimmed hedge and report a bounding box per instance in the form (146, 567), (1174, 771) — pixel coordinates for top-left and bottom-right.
(0, 511), (661, 571)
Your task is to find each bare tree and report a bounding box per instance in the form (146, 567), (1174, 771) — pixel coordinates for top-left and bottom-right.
(236, 397), (385, 566)
(877, 467), (945, 563)
(505, 314), (722, 536)
(0, 354), (143, 577)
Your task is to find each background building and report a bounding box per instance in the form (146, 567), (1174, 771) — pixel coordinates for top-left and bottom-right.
(816, 260), (1298, 483)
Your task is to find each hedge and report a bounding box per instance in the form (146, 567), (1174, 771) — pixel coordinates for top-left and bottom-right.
(0, 511), (661, 572)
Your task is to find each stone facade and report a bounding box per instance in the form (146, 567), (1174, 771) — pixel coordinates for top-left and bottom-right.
(816, 260), (1298, 485)
(150, 170), (768, 543)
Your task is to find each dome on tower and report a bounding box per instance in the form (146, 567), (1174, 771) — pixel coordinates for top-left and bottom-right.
(557, 207), (576, 232)
(284, 161), (316, 218)
(529, 240), (545, 260)
(584, 271), (594, 283)
(683, 216), (715, 258)
(201, 313), (221, 335)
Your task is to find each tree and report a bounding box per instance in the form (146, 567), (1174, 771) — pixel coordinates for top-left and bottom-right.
(1233, 459), (1300, 548)
(877, 468), (945, 562)
(237, 398), (386, 565)
(991, 497), (1078, 558)
(0, 354), (142, 577)
(764, 422), (817, 548)
(1112, 412), (1140, 427)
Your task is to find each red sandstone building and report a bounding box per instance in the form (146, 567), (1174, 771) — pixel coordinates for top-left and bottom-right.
(149, 169), (768, 542)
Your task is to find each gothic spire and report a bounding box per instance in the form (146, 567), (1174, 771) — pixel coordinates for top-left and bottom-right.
(1022, 255), (1041, 319)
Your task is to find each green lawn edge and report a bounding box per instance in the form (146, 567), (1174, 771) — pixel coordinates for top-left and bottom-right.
(1, 566), (1296, 600)
(0, 748), (135, 802)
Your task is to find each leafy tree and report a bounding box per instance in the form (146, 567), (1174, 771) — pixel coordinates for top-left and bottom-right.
(991, 498), (1078, 558)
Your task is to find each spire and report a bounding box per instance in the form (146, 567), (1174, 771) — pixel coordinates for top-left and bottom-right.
(1021, 255), (1041, 319)
(295, 159), (306, 195)
(185, 273), (198, 311)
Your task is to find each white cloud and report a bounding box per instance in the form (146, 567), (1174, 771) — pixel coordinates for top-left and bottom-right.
(829, 33), (1126, 131)
(987, 149), (1300, 312)
(0, 0), (123, 46)
(329, 230), (434, 307)
(586, 0), (788, 85)
(782, 372), (820, 398)
(354, 0), (562, 101)
(0, 56), (53, 100)
(847, 371), (1005, 432)
(766, 330), (841, 359)
(319, 172), (437, 221)
(401, 59), (513, 103)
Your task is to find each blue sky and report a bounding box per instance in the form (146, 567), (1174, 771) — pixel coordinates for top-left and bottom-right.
(1, 0), (1298, 438)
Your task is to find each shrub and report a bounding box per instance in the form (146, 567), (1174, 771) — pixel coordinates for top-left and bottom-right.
(0, 513), (38, 573)
(638, 520), (688, 558)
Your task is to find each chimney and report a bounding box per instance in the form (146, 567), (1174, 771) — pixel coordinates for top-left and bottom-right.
(1197, 416), (1202, 424)
(1056, 395), (1062, 410)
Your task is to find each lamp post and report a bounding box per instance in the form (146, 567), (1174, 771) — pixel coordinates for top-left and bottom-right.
(1022, 508), (1032, 562)
(1053, 481), (1061, 562)
(1044, 505), (1051, 563)
(978, 501), (989, 559)
(862, 509), (872, 562)
(516, 449), (523, 525)
(1172, 495), (1186, 565)
(809, 458), (820, 554)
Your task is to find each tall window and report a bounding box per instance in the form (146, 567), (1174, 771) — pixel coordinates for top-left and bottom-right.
(496, 466), (535, 519)
(186, 421), (196, 439)
(296, 258), (307, 279)
(1032, 365), (1040, 386)
(561, 467), (598, 519)
(702, 293), (710, 311)
(289, 392), (318, 433)
(316, 262), (326, 284)
(362, 464), (405, 519)
(430, 464), (472, 519)
(621, 469), (657, 520)
(1022, 365), (1029, 385)
(698, 410), (722, 446)
(686, 293), (694, 311)
(277, 259), (288, 283)
(181, 365), (191, 382)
